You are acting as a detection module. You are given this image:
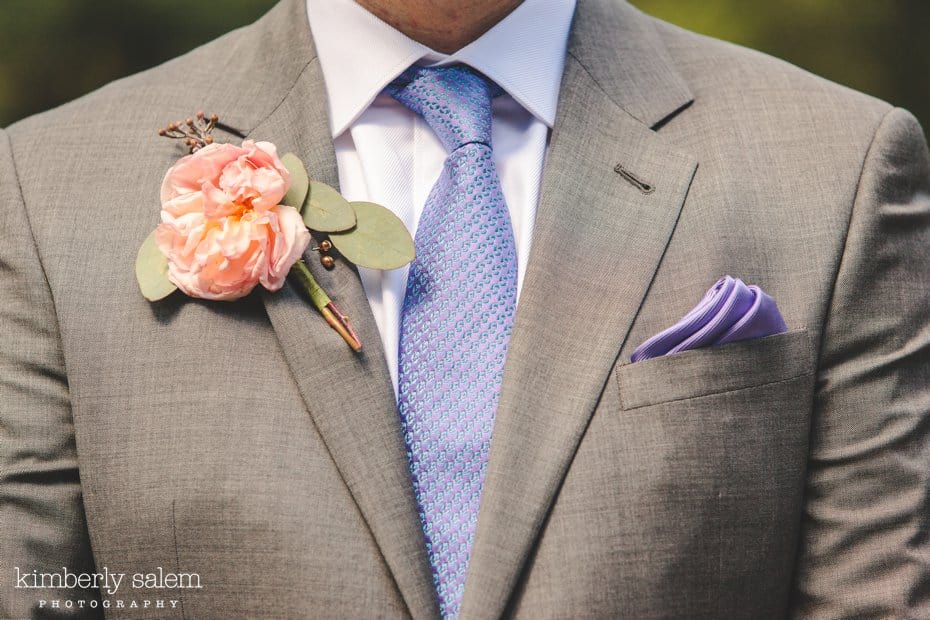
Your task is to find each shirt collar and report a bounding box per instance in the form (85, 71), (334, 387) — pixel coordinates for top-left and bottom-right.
(305, 0), (577, 137)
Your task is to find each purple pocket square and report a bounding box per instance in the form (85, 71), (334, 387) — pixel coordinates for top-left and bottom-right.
(631, 276), (787, 362)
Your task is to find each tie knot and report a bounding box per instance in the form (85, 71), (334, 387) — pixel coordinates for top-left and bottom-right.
(387, 64), (500, 153)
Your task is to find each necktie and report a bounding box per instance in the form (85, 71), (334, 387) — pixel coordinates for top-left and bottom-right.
(388, 65), (518, 618)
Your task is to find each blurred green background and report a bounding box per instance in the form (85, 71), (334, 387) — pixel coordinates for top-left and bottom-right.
(1, 0), (927, 133)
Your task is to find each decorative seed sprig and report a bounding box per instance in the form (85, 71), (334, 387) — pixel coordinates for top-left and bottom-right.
(158, 111), (219, 153)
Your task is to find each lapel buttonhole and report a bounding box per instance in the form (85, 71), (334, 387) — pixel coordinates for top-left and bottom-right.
(614, 163), (655, 195)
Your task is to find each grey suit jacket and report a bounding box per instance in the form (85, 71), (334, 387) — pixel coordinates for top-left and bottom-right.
(3, 0), (930, 618)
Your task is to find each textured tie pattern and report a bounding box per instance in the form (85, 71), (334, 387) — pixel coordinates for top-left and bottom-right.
(389, 65), (517, 619)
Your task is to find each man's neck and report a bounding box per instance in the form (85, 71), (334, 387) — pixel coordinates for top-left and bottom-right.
(355, 0), (524, 54)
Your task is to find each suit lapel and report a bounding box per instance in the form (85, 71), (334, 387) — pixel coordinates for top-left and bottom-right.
(460, 2), (698, 617)
(213, 1), (438, 617)
(204, 0), (698, 616)
(253, 83), (439, 620)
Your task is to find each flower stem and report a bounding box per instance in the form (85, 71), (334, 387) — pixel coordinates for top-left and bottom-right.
(289, 259), (362, 352)
(321, 302), (362, 353)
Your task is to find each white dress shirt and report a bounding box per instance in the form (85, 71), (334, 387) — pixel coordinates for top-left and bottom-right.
(304, 0), (576, 392)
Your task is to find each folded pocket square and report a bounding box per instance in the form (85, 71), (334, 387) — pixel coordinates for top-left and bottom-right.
(631, 276), (787, 362)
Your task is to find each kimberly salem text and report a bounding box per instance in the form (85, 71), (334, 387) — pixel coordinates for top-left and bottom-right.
(13, 566), (202, 596)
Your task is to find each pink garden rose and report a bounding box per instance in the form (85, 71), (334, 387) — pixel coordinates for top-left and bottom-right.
(155, 140), (310, 300)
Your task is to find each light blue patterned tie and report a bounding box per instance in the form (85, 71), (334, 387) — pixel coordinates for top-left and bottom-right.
(388, 65), (518, 619)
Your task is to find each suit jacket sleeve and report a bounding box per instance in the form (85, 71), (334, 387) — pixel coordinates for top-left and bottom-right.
(790, 108), (930, 617)
(0, 129), (102, 618)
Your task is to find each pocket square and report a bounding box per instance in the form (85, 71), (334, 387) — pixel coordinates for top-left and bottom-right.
(631, 276), (787, 362)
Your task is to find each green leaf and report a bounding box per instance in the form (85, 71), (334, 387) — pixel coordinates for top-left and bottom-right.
(136, 229), (177, 301)
(302, 181), (356, 232)
(329, 201), (415, 270)
(280, 152), (309, 211)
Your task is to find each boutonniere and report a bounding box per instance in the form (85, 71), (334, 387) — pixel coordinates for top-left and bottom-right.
(135, 112), (415, 352)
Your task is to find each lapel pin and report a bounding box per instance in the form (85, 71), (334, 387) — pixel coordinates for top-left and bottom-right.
(314, 240), (336, 269)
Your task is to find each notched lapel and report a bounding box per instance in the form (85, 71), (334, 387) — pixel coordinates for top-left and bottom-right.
(253, 58), (439, 620)
(461, 2), (698, 615)
(207, 1), (698, 616)
(226, 1), (438, 617)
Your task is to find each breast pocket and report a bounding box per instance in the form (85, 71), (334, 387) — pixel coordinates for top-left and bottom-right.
(616, 329), (815, 410)
(613, 329), (818, 602)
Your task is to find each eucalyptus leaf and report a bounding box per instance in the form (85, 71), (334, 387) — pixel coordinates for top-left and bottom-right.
(135, 229), (177, 301)
(329, 201), (415, 270)
(280, 152), (309, 212)
(302, 181), (356, 232)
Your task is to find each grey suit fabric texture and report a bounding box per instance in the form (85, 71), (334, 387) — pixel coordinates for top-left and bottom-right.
(2, 0), (930, 618)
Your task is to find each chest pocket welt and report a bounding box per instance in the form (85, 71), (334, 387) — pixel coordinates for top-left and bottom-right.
(615, 329), (815, 410)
